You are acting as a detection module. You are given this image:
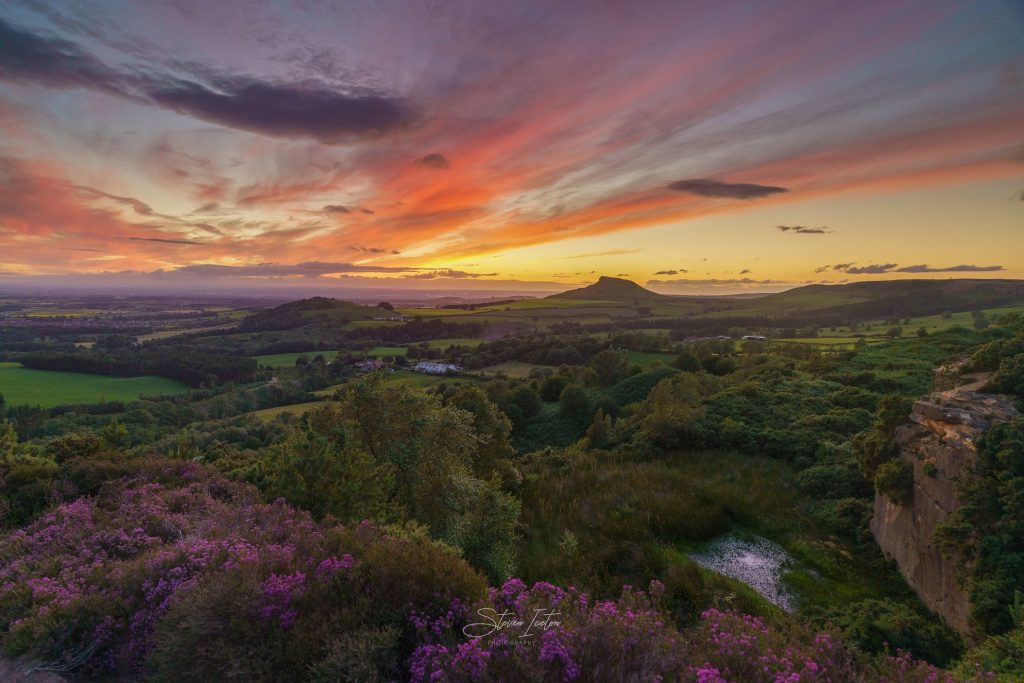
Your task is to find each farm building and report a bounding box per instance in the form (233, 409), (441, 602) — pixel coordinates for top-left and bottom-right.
(413, 361), (460, 374)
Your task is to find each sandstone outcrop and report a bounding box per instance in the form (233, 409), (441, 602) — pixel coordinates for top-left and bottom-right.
(870, 370), (1018, 635)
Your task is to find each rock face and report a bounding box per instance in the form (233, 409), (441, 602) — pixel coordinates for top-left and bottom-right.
(870, 371), (1018, 635)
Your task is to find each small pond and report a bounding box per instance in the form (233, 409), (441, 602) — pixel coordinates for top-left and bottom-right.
(688, 534), (801, 611)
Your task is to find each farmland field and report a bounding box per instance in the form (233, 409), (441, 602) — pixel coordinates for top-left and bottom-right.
(0, 362), (189, 407)
(620, 350), (677, 367)
(250, 400), (327, 421)
(481, 361), (545, 378)
(367, 346), (407, 357)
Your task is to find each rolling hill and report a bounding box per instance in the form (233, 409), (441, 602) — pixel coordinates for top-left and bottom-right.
(551, 276), (674, 303)
(238, 297), (393, 332)
(728, 279), (1024, 319)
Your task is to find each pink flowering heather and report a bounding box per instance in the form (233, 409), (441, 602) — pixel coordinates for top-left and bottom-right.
(408, 578), (684, 682)
(407, 583), (984, 682)
(0, 462), (347, 673)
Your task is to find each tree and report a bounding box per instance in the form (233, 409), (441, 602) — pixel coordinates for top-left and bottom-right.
(327, 376), (521, 580)
(673, 350), (702, 373)
(99, 417), (128, 449)
(855, 394), (911, 480)
(586, 409), (613, 449)
(559, 384), (591, 425)
(263, 429), (394, 522)
(509, 385), (541, 419)
(886, 326), (903, 339)
(541, 375), (568, 402)
(0, 419), (16, 461)
(638, 375), (705, 449)
(378, 301), (395, 311)
(874, 458), (914, 505)
(590, 350), (630, 387)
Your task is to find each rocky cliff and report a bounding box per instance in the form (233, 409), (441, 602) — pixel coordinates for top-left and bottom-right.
(870, 369), (1018, 635)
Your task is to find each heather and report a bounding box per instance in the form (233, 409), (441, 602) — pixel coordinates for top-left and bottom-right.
(0, 456), (984, 681)
(0, 458), (486, 679)
(408, 578), (976, 682)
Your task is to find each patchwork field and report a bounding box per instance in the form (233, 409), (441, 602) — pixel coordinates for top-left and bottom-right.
(0, 362), (189, 407)
(619, 350), (677, 367)
(250, 400), (327, 421)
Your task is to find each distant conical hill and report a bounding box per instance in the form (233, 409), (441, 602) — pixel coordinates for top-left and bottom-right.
(551, 276), (672, 302)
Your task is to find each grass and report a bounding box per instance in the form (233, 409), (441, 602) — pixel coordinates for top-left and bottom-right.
(249, 400), (327, 421)
(137, 323), (237, 342)
(382, 369), (482, 388)
(0, 363), (189, 407)
(620, 350), (676, 367)
(517, 450), (804, 595)
(480, 361), (544, 378)
(518, 448), (924, 620)
(367, 346), (407, 357)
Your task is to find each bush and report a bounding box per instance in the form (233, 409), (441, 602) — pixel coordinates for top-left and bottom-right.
(673, 351), (701, 373)
(827, 598), (962, 666)
(0, 461), (488, 679)
(540, 376), (568, 402)
(558, 384), (590, 426)
(874, 458), (914, 506)
(409, 581), (958, 682)
(991, 353), (1024, 396)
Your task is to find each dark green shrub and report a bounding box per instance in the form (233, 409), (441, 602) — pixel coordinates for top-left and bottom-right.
(874, 459), (914, 506)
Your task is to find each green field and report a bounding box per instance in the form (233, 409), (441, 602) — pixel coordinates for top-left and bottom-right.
(0, 362), (189, 407)
(137, 323), (237, 342)
(367, 346), (407, 357)
(481, 361), (545, 378)
(250, 400), (327, 421)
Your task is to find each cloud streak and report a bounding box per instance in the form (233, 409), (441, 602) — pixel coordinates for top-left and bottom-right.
(822, 263), (1005, 275)
(0, 18), (414, 142)
(647, 277), (788, 286)
(777, 225), (830, 234)
(667, 179), (789, 199)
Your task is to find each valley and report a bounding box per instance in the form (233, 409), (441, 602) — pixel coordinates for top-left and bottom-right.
(1, 277), (1022, 681)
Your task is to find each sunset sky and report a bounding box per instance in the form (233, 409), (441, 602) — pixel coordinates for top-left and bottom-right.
(0, 0), (1021, 294)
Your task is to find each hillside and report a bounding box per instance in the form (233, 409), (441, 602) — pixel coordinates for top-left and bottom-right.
(552, 276), (673, 302)
(238, 297), (390, 332)
(732, 279), (1024, 319)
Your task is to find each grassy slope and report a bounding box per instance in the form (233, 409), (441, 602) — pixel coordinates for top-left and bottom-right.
(0, 362), (189, 407)
(519, 450), (924, 618)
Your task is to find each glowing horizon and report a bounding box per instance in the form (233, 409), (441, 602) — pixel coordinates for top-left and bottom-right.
(0, 1), (1022, 296)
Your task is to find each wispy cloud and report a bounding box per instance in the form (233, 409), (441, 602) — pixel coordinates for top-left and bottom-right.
(403, 269), (497, 279)
(128, 237), (204, 245)
(166, 261), (412, 278)
(668, 179), (788, 199)
(822, 263), (1005, 275)
(562, 249), (641, 260)
(777, 225), (830, 234)
(648, 277), (788, 286)
(0, 18), (414, 142)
